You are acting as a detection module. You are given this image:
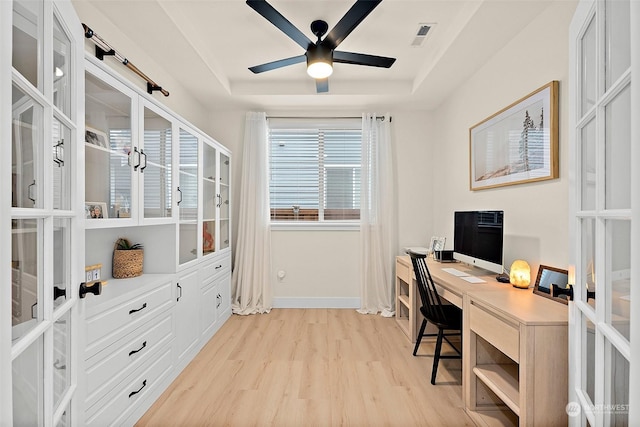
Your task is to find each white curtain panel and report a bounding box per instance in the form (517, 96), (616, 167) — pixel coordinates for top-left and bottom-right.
(358, 113), (398, 317)
(231, 112), (272, 315)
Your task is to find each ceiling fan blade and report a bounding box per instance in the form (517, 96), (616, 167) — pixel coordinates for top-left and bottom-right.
(249, 55), (306, 74)
(316, 78), (329, 93)
(333, 51), (396, 68)
(323, 0), (382, 49)
(246, 0), (313, 50)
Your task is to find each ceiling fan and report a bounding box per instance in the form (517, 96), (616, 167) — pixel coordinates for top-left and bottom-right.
(246, 0), (396, 93)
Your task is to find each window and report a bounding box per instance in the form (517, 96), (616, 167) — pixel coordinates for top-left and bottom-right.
(268, 118), (361, 222)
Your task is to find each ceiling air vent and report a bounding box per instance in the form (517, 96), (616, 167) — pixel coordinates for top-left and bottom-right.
(411, 23), (435, 47)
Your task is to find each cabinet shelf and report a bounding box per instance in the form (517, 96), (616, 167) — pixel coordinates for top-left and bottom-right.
(202, 177), (215, 184)
(397, 294), (410, 309)
(473, 364), (520, 416)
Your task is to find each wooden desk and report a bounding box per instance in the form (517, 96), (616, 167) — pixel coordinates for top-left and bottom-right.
(394, 255), (569, 426)
(395, 255), (506, 341)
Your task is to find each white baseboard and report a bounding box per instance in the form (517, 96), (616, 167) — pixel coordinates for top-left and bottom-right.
(272, 297), (360, 309)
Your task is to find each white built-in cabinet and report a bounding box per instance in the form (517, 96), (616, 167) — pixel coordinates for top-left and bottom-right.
(84, 61), (174, 227)
(80, 54), (232, 425)
(3, 3), (232, 422)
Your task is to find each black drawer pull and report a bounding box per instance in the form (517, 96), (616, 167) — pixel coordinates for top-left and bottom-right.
(129, 303), (147, 315)
(128, 341), (147, 357)
(128, 379), (147, 398)
(215, 264), (223, 270)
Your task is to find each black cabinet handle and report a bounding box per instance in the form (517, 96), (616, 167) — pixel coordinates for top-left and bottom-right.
(54, 139), (64, 167)
(177, 283), (182, 302)
(140, 149), (147, 172)
(28, 180), (36, 203)
(128, 341), (147, 357)
(128, 379), (147, 398)
(177, 187), (182, 205)
(216, 293), (222, 309)
(215, 264), (223, 270)
(79, 282), (102, 299)
(133, 147), (141, 171)
(128, 302), (147, 314)
(53, 286), (66, 300)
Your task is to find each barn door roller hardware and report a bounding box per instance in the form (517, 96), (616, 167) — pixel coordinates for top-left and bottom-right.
(82, 23), (169, 97)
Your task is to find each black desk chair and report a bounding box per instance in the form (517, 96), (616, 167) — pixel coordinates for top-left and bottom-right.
(408, 250), (462, 385)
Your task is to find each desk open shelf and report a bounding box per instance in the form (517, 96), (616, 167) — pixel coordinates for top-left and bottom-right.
(464, 291), (568, 427)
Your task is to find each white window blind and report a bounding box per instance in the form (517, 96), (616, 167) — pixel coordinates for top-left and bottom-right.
(268, 118), (361, 221)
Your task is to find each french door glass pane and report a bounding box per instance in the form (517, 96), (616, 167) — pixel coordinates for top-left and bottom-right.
(11, 218), (42, 342)
(581, 118), (596, 211)
(53, 14), (71, 116)
(12, 0), (41, 89)
(53, 310), (71, 410)
(12, 83), (43, 209)
(143, 107), (172, 219)
(605, 85), (631, 209)
(581, 14), (597, 115)
(52, 118), (71, 210)
(584, 315), (596, 404)
(605, 0), (630, 90)
(607, 220), (630, 341)
(606, 340), (630, 425)
(53, 218), (70, 310)
(581, 218), (597, 306)
(13, 334), (44, 426)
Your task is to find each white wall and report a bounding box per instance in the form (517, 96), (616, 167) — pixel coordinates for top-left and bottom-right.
(431, 1), (577, 278)
(72, 1), (210, 132)
(207, 109), (433, 305)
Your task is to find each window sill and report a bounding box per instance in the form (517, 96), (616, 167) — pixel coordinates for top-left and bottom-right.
(270, 221), (360, 231)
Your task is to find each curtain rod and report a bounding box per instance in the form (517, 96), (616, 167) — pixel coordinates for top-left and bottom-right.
(82, 23), (169, 97)
(267, 115), (390, 121)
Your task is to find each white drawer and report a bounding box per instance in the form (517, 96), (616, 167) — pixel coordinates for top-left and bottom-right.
(85, 281), (173, 357)
(85, 345), (173, 426)
(85, 311), (173, 405)
(202, 255), (231, 284)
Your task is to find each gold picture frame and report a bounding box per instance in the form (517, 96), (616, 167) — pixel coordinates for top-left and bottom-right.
(469, 81), (559, 190)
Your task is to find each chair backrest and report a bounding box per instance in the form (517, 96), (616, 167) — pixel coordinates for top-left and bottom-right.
(408, 251), (448, 325)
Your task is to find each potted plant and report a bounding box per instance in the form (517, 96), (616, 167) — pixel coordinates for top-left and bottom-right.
(112, 237), (144, 278)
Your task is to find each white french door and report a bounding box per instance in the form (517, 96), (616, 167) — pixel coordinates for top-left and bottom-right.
(2, 0), (83, 425)
(569, 0), (638, 425)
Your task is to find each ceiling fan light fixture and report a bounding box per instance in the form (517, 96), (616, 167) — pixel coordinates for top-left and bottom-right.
(307, 61), (333, 79)
(306, 45), (333, 79)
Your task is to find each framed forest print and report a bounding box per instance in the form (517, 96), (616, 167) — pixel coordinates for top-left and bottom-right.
(469, 81), (559, 190)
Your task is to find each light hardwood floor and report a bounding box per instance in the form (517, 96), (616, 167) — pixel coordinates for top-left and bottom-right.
(137, 309), (474, 426)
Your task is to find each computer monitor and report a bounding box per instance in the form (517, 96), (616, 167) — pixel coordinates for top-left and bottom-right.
(453, 210), (504, 274)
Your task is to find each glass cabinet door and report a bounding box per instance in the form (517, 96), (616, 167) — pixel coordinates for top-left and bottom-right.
(219, 152), (230, 251)
(178, 128), (198, 264)
(85, 71), (134, 222)
(141, 103), (172, 220)
(202, 142), (216, 256)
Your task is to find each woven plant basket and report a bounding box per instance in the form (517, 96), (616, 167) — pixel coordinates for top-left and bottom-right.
(112, 248), (143, 279)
